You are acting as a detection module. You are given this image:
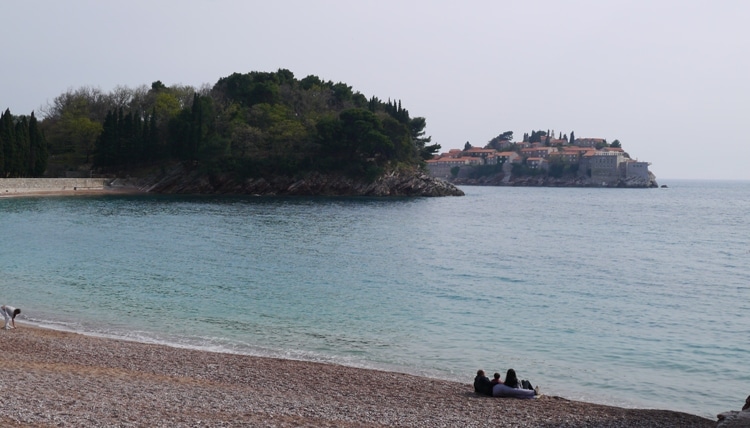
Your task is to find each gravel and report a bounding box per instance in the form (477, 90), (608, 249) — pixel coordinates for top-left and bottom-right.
(0, 326), (714, 427)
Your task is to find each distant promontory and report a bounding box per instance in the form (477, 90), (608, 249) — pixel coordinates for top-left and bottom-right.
(3, 70), (653, 194)
(1, 69), (462, 197)
(427, 133), (658, 188)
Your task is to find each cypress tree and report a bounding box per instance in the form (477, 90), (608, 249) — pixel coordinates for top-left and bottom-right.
(122, 111), (134, 164)
(0, 110), (6, 175)
(28, 112), (48, 176)
(139, 108), (160, 162)
(141, 112), (150, 162)
(14, 116), (30, 177)
(0, 109), (16, 176)
(131, 110), (143, 163)
(148, 108), (158, 160)
(94, 110), (117, 167)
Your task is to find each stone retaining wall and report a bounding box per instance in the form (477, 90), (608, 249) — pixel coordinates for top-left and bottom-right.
(0, 178), (109, 195)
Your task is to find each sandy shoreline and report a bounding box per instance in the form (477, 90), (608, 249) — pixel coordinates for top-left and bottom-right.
(0, 325), (713, 427)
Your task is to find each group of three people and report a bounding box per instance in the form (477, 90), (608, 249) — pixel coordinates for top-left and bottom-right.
(474, 369), (540, 399)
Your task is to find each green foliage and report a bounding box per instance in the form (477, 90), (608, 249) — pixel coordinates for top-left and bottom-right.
(487, 131), (513, 150)
(409, 117), (439, 160)
(527, 130), (547, 144)
(94, 108), (161, 168)
(548, 157), (566, 178)
(40, 69), (430, 180)
(41, 83), (192, 170)
(13, 117), (30, 176)
(330, 82), (353, 108)
(0, 109), (12, 173)
(153, 92), (181, 120)
(316, 108), (396, 175)
(468, 163), (504, 179)
(381, 116), (413, 161)
(610, 139), (622, 148)
(0, 109), (49, 177)
(214, 71), (281, 107)
(28, 113), (48, 176)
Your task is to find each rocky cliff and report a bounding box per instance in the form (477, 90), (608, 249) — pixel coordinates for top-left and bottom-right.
(130, 163), (464, 197)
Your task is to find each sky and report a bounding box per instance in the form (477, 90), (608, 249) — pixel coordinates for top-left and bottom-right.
(2, 0), (748, 180)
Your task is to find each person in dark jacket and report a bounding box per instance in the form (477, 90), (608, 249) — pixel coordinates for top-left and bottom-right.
(473, 369), (493, 396)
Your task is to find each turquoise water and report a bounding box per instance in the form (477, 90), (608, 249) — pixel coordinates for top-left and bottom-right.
(1, 181), (748, 418)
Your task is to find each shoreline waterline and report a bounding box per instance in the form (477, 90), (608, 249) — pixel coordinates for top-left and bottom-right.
(21, 315), (652, 415)
(0, 323), (714, 427)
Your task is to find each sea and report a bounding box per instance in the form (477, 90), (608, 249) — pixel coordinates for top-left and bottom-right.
(1, 180), (747, 419)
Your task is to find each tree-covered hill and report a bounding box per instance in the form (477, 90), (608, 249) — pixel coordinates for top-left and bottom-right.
(38, 69), (443, 185)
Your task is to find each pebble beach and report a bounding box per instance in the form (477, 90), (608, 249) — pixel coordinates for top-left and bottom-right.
(0, 325), (714, 427)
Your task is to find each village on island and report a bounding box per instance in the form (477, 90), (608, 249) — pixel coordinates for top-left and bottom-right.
(426, 131), (658, 188)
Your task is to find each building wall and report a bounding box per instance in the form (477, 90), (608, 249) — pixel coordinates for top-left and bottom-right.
(590, 154), (623, 185)
(426, 163), (455, 179)
(0, 178), (109, 195)
(623, 161), (651, 179)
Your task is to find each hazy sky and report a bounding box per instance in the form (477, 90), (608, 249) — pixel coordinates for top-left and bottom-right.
(2, 0), (748, 180)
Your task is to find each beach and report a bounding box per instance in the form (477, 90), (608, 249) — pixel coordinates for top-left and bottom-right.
(0, 325), (713, 427)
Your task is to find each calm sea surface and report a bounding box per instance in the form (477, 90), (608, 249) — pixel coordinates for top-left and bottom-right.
(1, 180), (748, 418)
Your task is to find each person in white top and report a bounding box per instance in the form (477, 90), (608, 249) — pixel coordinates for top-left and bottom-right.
(1, 305), (21, 329)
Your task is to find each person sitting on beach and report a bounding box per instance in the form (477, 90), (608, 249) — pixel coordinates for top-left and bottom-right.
(490, 372), (502, 385)
(473, 370), (493, 396)
(1, 305), (21, 330)
(503, 368), (530, 389)
(492, 368), (540, 399)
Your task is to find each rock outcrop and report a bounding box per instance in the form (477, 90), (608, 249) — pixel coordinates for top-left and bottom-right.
(132, 163), (464, 197)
